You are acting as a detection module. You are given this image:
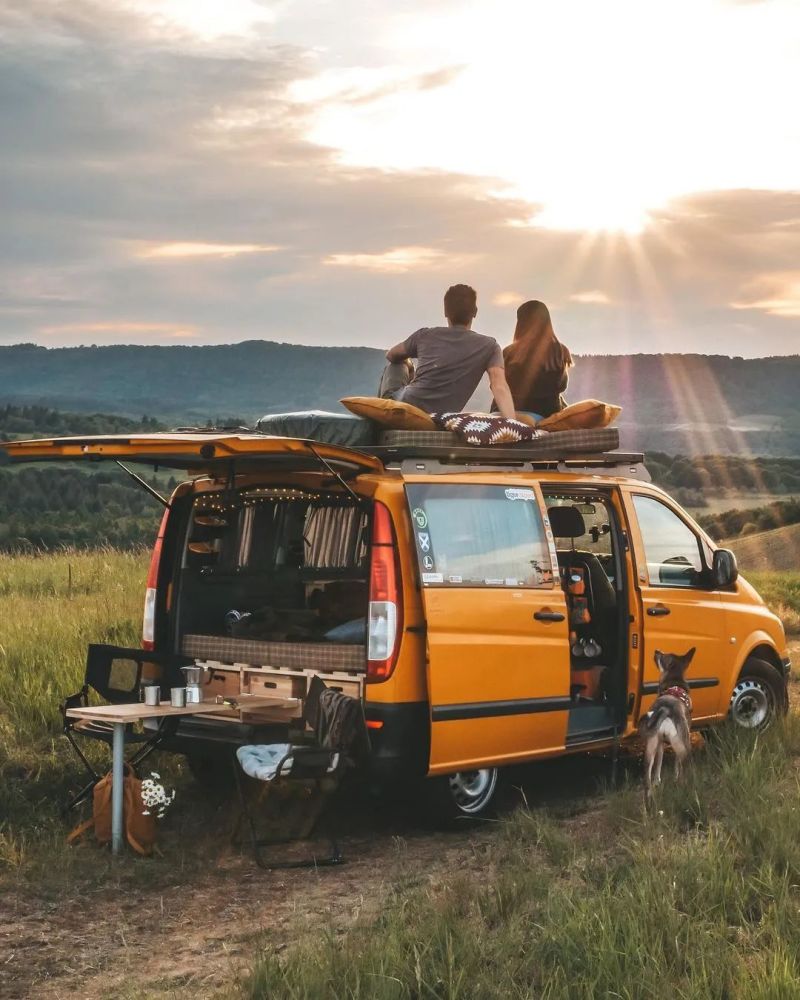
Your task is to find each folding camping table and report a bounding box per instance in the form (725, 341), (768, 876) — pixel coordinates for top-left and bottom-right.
(65, 695), (300, 855)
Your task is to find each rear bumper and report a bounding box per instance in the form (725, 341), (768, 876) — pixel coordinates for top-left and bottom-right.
(364, 701), (430, 781)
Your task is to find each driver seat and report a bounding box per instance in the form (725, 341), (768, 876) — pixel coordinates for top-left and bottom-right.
(546, 506), (617, 656)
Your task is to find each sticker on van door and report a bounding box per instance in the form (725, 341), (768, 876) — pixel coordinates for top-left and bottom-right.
(505, 488), (536, 501)
(411, 507), (428, 529)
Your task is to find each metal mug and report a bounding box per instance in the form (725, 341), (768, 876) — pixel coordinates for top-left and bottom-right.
(170, 686), (187, 708)
(185, 684), (202, 704)
(143, 684), (161, 707)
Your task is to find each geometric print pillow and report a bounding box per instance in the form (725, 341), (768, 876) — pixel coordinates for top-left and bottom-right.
(430, 412), (548, 446)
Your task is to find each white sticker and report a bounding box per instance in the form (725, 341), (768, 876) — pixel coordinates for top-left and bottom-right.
(417, 532), (431, 552)
(422, 554), (435, 570)
(505, 577), (521, 587)
(485, 578), (504, 585)
(422, 572), (444, 584)
(505, 487), (536, 501)
(448, 574), (463, 584)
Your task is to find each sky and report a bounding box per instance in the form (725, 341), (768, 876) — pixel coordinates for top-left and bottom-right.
(0, 0), (798, 356)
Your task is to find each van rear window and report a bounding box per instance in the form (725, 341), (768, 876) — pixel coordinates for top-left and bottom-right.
(405, 484), (554, 588)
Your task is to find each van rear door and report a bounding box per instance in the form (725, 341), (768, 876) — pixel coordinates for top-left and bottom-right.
(1, 432), (383, 477)
(405, 481), (571, 774)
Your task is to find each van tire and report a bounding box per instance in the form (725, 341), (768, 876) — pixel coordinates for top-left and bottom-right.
(727, 658), (787, 732)
(423, 767), (500, 826)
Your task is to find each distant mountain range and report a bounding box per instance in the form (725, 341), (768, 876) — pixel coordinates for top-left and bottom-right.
(1, 342), (798, 456)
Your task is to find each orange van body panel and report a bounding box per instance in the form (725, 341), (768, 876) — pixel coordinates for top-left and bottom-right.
(3, 433), (788, 780)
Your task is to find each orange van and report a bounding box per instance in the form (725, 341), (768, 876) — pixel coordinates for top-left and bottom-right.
(4, 429), (790, 818)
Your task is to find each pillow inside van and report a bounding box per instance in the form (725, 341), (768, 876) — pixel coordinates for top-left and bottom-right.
(538, 400), (622, 432)
(341, 396), (435, 430)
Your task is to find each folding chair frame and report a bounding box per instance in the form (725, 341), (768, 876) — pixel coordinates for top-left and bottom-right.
(233, 747), (344, 869)
(61, 644), (191, 814)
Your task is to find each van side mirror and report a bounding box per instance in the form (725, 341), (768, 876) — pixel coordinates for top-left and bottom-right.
(712, 548), (738, 589)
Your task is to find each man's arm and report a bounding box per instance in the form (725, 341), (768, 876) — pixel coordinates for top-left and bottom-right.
(386, 341), (411, 363)
(488, 366), (516, 420)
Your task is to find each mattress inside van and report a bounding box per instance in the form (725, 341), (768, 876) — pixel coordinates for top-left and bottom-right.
(181, 633), (366, 673)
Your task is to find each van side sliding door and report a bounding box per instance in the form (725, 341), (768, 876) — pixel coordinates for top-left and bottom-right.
(405, 481), (571, 774)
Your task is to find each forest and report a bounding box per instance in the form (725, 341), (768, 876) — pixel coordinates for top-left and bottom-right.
(0, 403), (798, 549)
(1, 343), (799, 455)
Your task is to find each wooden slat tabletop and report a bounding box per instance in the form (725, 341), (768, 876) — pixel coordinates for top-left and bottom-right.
(66, 694), (300, 725)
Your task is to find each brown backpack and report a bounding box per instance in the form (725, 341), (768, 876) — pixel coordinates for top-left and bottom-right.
(68, 763), (157, 855)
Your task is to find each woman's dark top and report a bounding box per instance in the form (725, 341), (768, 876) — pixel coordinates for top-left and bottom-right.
(508, 363), (569, 418)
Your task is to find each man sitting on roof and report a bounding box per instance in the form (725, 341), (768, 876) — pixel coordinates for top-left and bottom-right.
(378, 284), (517, 418)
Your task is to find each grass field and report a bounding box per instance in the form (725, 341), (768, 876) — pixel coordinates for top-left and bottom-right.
(2, 550), (800, 998)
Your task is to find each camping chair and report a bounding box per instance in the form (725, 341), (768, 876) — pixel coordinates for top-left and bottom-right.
(62, 644), (192, 813)
(233, 676), (369, 869)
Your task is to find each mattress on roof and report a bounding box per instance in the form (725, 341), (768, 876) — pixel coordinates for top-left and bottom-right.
(256, 410), (375, 447)
(377, 426), (620, 454)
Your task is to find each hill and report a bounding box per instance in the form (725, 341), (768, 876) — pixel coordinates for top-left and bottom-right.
(728, 522), (800, 573)
(0, 344), (799, 455)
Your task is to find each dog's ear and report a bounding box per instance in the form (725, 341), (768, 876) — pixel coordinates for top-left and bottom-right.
(682, 647), (697, 667)
(654, 650), (668, 673)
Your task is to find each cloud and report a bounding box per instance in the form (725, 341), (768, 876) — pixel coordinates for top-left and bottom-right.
(732, 271), (800, 318)
(493, 292), (523, 307)
(323, 246), (455, 273)
(570, 291), (613, 305)
(137, 242), (281, 259)
(0, 2), (797, 358)
(38, 321), (200, 342)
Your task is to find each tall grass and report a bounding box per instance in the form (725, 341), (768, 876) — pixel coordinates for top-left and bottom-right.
(242, 721), (800, 999)
(0, 549), (147, 868)
(748, 571), (800, 633)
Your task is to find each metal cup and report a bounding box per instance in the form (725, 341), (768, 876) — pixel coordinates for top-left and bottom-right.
(143, 684), (161, 706)
(170, 686), (187, 708)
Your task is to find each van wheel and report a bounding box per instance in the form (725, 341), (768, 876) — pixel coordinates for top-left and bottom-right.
(728, 658), (787, 732)
(424, 767), (500, 825)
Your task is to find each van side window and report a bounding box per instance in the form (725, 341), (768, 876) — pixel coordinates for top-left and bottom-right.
(406, 484), (554, 588)
(632, 495), (707, 589)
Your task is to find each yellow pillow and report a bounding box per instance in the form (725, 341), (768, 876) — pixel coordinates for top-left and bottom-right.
(538, 399), (622, 431)
(341, 396), (435, 431)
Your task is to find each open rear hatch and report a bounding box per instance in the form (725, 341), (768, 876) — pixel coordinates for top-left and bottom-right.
(2, 433), (384, 731)
(1, 432), (383, 478)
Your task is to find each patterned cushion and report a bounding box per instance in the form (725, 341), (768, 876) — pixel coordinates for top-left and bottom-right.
(431, 412), (547, 446)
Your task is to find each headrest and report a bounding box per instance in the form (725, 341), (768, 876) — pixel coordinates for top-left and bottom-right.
(547, 506), (586, 539)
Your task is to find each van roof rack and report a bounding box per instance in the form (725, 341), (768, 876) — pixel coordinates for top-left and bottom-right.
(364, 446), (650, 481)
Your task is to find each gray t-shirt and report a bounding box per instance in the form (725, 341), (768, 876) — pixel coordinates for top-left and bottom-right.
(398, 326), (503, 414)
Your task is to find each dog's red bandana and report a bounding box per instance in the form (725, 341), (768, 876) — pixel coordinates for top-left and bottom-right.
(663, 685), (692, 712)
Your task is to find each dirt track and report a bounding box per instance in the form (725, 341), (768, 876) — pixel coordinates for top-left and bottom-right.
(1, 751), (613, 1000)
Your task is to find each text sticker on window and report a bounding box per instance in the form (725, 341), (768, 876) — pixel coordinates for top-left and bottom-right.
(505, 488), (536, 502)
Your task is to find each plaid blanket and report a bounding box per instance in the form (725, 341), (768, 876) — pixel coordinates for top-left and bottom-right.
(431, 412), (547, 446)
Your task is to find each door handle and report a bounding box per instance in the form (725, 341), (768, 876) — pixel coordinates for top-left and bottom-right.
(647, 605), (671, 617)
(533, 610), (565, 623)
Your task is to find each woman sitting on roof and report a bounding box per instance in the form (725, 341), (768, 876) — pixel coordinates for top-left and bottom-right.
(494, 300), (574, 421)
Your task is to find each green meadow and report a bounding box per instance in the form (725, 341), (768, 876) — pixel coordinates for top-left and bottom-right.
(1, 549), (799, 998)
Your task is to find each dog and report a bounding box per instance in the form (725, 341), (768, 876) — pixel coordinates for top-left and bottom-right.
(638, 647), (696, 801)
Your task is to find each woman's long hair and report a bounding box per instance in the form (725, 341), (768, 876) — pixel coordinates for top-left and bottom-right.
(507, 300), (573, 373)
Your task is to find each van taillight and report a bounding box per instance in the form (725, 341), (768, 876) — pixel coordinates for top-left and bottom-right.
(367, 502), (401, 682)
(142, 509), (169, 650)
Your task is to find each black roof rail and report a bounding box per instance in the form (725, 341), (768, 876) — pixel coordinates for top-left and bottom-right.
(362, 446), (650, 481)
